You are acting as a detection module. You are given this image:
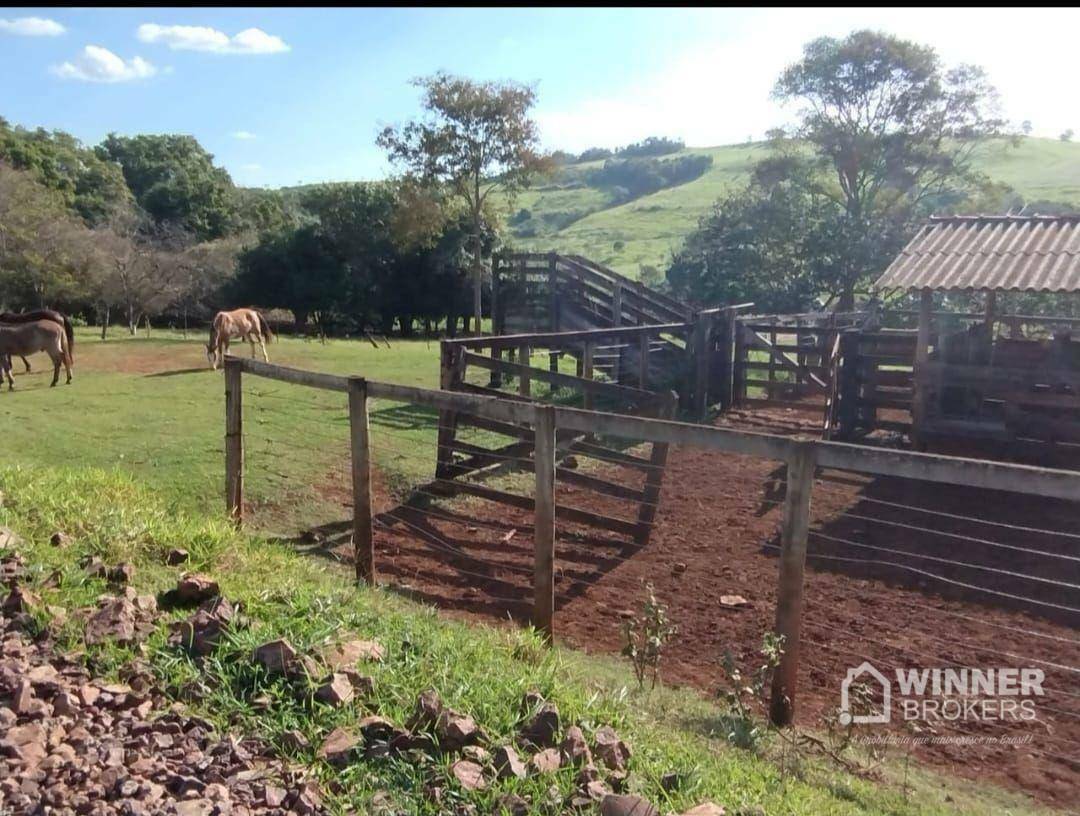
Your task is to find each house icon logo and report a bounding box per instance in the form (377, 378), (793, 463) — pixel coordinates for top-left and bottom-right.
(839, 661), (891, 725)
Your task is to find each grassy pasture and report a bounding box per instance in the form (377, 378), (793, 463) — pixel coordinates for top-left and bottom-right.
(505, 137), (1080, 276)
(2, 329), (444, 529)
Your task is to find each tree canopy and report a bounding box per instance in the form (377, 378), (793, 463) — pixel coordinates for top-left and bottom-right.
(378, 72), (549, 331)
(670, 30), (1009, 311)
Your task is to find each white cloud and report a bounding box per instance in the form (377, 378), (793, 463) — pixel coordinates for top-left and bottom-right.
(0, 17), (66, 36)
(536, 7), (1080, 151)
(51, 45), (156, 83)
(137, 23), (289, 55)
(232, 130), (257, 140)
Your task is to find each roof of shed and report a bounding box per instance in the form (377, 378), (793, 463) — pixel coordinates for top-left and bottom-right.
(875, 215), (1080, 292)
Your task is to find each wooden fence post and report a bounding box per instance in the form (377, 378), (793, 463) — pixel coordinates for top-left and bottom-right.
(549, 252), (560, 332)
(769, 440), (817, 727)
(582, 342), (594, 410)
(638, 332), (650, 390)
(718, 308), (736, 410)
(733, 320), (746, 406)
(911, 289), (933, 450)
(436, 342), (461, 478)
(519, 345), (532, 397)
(224, 357), (244, 526)
(692, 314), (711, 420)
(349, 377), (375, 585)
(612, 281), (623, 327)
(533, 404), (556, 642)
(635, 392), (677, 545)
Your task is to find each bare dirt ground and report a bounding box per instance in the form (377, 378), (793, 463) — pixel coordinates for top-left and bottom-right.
(323, 405), (1080, 808)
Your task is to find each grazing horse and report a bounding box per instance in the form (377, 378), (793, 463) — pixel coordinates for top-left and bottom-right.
(0, 309), (74, 373)
(207, 308), (273, 370)
(0, 320), (73, 390)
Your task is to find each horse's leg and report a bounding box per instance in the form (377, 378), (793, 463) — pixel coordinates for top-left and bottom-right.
(63, 348), (73, 384)
(248, 333), (257, 358)
(21, 356), (30, 373)
(258, 335), (269, 363)
(49, 351), (60, 387)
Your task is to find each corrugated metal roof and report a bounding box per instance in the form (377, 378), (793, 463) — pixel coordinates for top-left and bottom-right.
(874, 215), (1080, 292)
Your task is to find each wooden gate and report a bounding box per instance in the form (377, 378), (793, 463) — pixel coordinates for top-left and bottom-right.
(823, 330), (916, 440)
(733, 319), (837, 413)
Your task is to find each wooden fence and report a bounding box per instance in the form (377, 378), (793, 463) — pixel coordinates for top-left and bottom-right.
(494, 252), (692, 336)
(222, 354), (1080, 728)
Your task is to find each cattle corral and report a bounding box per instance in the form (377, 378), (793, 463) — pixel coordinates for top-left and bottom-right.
(227, 348), (1080, 808)
(219, 245), (1080, 808)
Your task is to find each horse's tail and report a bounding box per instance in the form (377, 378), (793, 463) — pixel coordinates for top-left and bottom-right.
(62, 315), (74, 362)
(256, 311), (274, 344)
(59, 323), (73, 367)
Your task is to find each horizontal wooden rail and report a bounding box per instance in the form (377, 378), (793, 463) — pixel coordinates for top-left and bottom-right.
(443, 322), (691, 350)
(464, 352), (656, 403)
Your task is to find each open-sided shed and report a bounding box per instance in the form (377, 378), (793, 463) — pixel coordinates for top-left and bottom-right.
(875, 214), (1080, 458)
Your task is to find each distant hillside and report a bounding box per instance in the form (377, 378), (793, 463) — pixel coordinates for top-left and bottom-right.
(500, 137), (1080, 277)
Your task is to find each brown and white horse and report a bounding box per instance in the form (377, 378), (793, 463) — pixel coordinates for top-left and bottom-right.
(206, 308), (274, 370)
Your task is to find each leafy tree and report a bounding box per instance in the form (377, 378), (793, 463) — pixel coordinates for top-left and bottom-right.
(587, 154), (712, 201)
(772, 30), (1006, 307)
(617, 136), (685, 158)
(231, 224), (348, 330)
(576, 147), (614, 163)
(0, 120), (130, 226)
(97, 134), (239, 240)
(1021, 120), (1033, 136)
(667, 156), (848, 313)
(378, 72), (550, 333)
(0, 162), (102, 309)
(1060, 129), (1074, 142)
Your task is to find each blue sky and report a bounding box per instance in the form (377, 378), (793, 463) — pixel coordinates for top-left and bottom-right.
(3, 7), (1079, 188)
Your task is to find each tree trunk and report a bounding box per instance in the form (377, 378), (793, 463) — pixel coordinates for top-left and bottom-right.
(128, 305), (137, 336)
(446, 314), (458, 338)
(399, 316), (414, 337)
(293, 310), (309, 332)
(838, 286), (855, 312)
(100, 305), (110, 340)
(471, 224), (483, 336)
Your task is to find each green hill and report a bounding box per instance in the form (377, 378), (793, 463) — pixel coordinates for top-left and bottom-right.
(502, 137), (1080, 277)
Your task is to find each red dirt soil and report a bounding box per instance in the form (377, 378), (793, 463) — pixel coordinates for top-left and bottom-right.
(313, 406), (1079, 808)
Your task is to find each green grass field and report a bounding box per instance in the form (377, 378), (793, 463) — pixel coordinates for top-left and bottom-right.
(0, 332), (1061, 815)
(504, 137), (1080, 276)
(2, 329), (445, 530)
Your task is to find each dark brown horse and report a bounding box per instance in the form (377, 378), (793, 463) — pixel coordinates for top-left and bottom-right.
(0, 320), (72, 389)
(0, 310), (74, 372)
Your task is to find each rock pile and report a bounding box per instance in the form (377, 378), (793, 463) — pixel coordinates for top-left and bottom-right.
(0, 546), (325, 815)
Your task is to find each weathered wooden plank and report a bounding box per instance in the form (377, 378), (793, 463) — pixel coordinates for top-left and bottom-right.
(348, 378), (374, 585)
(443, 322), (691, 350)
(769, 441), (816, 726)
(533, 405), (556, 640)
(224, 358), (243, 526)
